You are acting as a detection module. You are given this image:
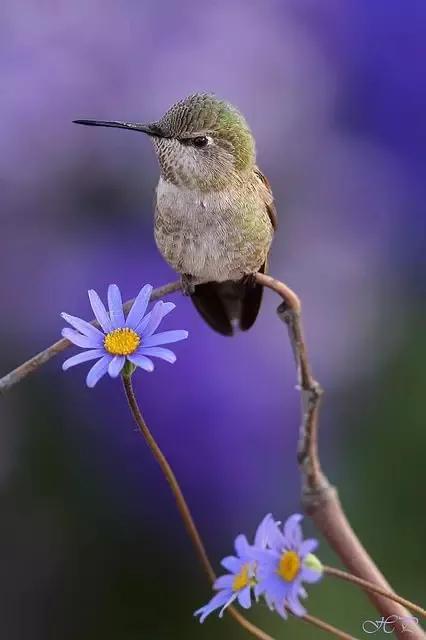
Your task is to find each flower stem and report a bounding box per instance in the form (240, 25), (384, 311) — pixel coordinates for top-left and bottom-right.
(122, 375), (361, 640)
(324, 566), (426, 618)
(121, 374), (274, 640)
(302, 613), (359, 640)
(122, 373), (214, 581)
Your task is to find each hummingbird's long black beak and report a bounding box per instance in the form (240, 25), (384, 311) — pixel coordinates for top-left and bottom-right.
(72, 119), (166, 137)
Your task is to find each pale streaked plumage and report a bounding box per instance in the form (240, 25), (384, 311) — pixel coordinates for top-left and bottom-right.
(74, 93), (277, 335)
(151, 94), (275, 291)
(154, 170), (274, 283)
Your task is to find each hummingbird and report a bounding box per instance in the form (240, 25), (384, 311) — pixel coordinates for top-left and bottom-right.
(74, 93), (277, 335)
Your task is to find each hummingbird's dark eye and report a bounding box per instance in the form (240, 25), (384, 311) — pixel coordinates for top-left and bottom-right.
(179, 135), (212, 148)
(192, 136), (209, 148)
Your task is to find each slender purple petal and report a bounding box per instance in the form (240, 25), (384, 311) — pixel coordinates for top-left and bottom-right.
(62, 349), (104, 371)
(194, 591), (231, 623)
(264, 518), (286, 550)
(86, 355), (112, 388)
(108, 355), (125, 378)
(139, 301), (165, 337)
(139, 346), (176, 363)
(127, 353), (154, 372)
(275, 599), (289, 620)
(218, 592), (238, 618)
(159, 301), (175, 316)
(287, 583), (307, 617)
(61, 312), (104, 341)
(221, 556), (241, 573)
(62, 328), (101, 349)
(299, 586), (308, 599)
(299, 538), (318, 557)
(283, 513), (303, 549)
(261, 574), (289, 619)
(108, 284), (125, 329)
(234, 534), (250, 558)
(125, 284), (153, 329)
(213, 575), (234, 590)
(264, 592), (275, 611)
(142, 330), (189, 347)
(254, 513), (274, 548)
(88, 289), (113, 333)
(134, 302), (175, 333)
(237, 586), (252, 609)
(254, 582), (262, 599)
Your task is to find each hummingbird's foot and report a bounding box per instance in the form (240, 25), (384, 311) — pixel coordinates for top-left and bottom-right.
(180, 274), (196, 296)
(241, 273), (257, 288)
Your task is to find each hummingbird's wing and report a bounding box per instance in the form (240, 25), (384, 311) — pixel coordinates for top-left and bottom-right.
(239, 261), (266, 331)
(254, 167), (278, 230)
(238, 168), (277, 331)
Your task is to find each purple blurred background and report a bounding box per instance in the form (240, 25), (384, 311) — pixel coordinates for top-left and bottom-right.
(1, 1), (425, 638)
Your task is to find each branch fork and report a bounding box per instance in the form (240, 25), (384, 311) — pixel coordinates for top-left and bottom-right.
(0, 273), (424, 639)
(255, 272), (425, 640)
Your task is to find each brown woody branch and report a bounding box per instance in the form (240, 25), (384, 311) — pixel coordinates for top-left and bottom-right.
(255, 272), (425, 640)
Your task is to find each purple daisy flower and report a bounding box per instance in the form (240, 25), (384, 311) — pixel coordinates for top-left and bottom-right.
(61, 284), (188, 387)
(194, 515), (273, 623)
(254, 513), (323, 619)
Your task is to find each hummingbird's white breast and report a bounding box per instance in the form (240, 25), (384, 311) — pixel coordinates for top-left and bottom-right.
(154, 175), (273, 282)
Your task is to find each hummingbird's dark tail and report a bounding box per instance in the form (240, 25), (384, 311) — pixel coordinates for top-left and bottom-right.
(190, 265), (265, 336)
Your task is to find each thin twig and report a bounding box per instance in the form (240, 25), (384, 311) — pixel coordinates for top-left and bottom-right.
(324, 566), (426, 619)
(121, 374), (275, 640)
(255, 273), (326, 490)
(0, 280), (181, 393)
(3, 271), (424, 638)
(122, 373), (214, 582)
(255, 272), (425, 640)
(302, 613), (358, 640)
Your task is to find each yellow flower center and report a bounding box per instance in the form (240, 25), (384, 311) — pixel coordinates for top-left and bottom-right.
(232, 563), (253, 592)
(104, 328), (140, 356)
(277, 551), (301, 582)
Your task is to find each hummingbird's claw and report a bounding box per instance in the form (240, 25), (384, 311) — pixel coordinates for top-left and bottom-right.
(180, 274), (196, 296)
(241, 273), (257, 288)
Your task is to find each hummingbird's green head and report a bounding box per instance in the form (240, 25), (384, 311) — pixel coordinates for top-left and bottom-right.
(74, 93), (256, 191)
(151, 93), (256, 189)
